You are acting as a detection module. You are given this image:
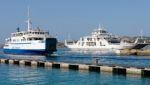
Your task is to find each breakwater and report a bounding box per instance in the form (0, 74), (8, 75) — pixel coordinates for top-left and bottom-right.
(120, 49), (150, 56)
(0, 58), (150, 77)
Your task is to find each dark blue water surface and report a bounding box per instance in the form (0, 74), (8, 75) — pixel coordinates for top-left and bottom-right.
(0, 48), (150, 85)
(2, 48), (150, 68)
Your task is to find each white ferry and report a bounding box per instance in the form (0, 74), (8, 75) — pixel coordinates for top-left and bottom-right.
(3, 10), (57, 55)
(65, 25), (146, 51)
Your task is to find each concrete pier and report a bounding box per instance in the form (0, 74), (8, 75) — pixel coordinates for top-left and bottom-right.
(0, 58), (150, 77)
(0, 59), (7, 63)
(31, 61), (38, 66)
(60, 63), (69, 68)
(8, 59), (14, 64)
(69, 64), (79, 70)
(89, 65), (100, 72)
(45, 62), (52, 67)
(38, 61), (45, 67)
(52, 63), (60, 68)
(113, 66), (126, 74)
(19, 60), (25, 65)
(100, 66), (113, 72)
(14, 60), (19, 64)
(126, 67), (142, 75)
(79, 64), (89, 70)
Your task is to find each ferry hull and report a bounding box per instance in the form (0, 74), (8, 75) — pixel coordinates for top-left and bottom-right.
(3, 49), (53, 55)
(3, 38), (57, 55)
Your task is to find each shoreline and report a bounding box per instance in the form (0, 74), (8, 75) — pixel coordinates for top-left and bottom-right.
(120, 49), (150, 56)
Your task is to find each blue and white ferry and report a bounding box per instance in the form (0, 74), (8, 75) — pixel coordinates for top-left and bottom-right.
(3, 10), (57, 55)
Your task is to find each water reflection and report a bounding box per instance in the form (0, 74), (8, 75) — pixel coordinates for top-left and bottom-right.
(7, 65), (49, 85)
(4, 54), (47, 61)
(67, 49), (119, 56)
(0, 63), (149, 85)
(1, 48), (150, 68)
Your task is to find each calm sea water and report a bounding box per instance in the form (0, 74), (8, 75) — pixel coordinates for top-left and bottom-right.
(0, 48), (150, 85)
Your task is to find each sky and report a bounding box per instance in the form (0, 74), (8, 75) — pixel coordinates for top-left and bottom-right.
(0, 0), (150, 42)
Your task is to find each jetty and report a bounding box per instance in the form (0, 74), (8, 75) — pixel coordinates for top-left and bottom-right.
(120, 49), (150, 56)
(0, 58), (150, 77)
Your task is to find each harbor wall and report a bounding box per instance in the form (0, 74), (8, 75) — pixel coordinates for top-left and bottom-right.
(120, 49), (150, 56)
(0, 58), (150, 77)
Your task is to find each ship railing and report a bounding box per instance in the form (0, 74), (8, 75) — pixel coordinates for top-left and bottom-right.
(65, 40), (77, 45)
(134, 38), (148, 44)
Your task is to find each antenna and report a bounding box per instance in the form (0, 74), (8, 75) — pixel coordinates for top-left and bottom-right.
(140, 29), (143, 39)
(27, 7), (32, 31)
(98, 24), (101, 29)
(67, 33), (71, 41)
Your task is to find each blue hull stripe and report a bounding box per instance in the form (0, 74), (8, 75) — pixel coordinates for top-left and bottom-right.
(3, 49), (53, 55)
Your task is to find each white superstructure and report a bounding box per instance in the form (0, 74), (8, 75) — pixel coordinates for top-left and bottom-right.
(65, 25), (137, 50)
(3, 9), (57, 55)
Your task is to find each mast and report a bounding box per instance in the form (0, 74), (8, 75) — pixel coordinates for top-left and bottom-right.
(98, 24), (105, 30)
(140, 29), (143, 39)
(98, 24), (101, 29)
(27, 7), (32, 31)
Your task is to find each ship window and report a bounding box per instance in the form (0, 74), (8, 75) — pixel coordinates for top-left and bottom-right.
(46, 32), (49, 35)
(86, 42), (96, 46)
(100, 42), (102, 46)
(82, 42), (84, 46)
(33, 38), (43, 40)
(28, 38), (32, 41)
(87, 38), (92, 41)
(82, 38), (84, 41)
(13, 39), (16, 42)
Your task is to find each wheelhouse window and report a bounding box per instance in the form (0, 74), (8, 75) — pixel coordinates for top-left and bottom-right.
(86, 42), (96, 46)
